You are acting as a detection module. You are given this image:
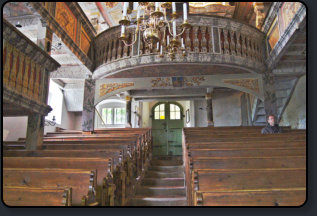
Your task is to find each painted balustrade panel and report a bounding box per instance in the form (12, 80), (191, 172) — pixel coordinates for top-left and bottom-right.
(94, 15), (265, 70)
(3, 40), (47, 105)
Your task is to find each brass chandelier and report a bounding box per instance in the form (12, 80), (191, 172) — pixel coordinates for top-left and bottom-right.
(119, 2), (191, 60)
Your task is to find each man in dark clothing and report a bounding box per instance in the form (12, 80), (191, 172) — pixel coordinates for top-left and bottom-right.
(261, 115), (282, 134)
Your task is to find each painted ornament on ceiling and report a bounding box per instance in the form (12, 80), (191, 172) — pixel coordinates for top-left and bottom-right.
(223, 78), (259, 93)
(99, 82), (134, 97)
(105, 2), (118, 8)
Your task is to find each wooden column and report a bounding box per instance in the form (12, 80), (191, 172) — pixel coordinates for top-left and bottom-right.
(263, 71), (277, 117)
(125, 96), (132, 128)
(25, 113), (44, 150)
(206, 91), (214, 127)
(82, 79), (95, 132)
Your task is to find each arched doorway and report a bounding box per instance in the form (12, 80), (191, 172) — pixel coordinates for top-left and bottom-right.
(152, 102), (184, 156)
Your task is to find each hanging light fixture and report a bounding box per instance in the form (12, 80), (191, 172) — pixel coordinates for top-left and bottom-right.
(118, 2), (191, 60)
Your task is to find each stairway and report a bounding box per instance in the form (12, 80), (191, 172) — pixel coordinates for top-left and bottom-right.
(252, 77), (298, 126)
(126, 156), (187, 206)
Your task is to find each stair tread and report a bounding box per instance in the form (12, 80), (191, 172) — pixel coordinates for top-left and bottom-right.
(132, 196), (187, 200)
(140, 186), (185, 189)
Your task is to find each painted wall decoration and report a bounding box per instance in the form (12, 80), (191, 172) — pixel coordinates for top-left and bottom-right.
(184, 76), (206, 86)
(279, 2), (302, 35)
(223, 78), (260, 93)
(151, 78), (171, 88)
(99, 82), (134, 97)
(267, 17), (280, 51)
(80, 26), (91, 55)
(172, 77), (184, 88)
(55, 2), (77, 42)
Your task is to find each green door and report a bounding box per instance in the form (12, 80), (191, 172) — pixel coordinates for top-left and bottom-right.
(152, 102), (184, 156)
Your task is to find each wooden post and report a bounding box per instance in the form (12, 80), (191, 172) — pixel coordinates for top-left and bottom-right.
(125, 96), (132, 128)
(206, 89), (214, 127)
(25, 113), (44, 150)
(82, 78), (95, 132)
(263, 71), (277, 118)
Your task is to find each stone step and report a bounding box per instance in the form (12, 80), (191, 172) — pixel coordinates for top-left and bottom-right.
(150, 160), (183, 166)
(149, 165), (184, 172)
(142, 178), (184, 187)
(145, 170), (184, 178)
(136, 186), (186, 197)
(127, 196), (187, 206)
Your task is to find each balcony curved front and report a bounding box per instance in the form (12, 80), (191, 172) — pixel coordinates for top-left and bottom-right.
(93, 15), (266, 79)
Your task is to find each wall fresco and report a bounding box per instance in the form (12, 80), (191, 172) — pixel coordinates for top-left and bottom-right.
(55, 2), (77, 42)
(279, 2), (302, 35)
(184, 76), (206, 86)
(151, 78), (171, 88)
(223, 78), (259, 93)
(99, 82), (134, 97)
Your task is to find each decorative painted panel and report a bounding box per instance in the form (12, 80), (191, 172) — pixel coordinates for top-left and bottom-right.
(223, 78), (260, 93)
(55, 2), (77, 42)
(151, 78), (172, 88)
(80, 26), (91, 55)
(267, 17), (280, 51)
(279, 2), (302, 35)
(184, 76), (206, 86)
(99, 82), (134, 97)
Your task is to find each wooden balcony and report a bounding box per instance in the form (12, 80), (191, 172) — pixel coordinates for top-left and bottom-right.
(93, 15), (266, 79)
(3, 19), (60, 116)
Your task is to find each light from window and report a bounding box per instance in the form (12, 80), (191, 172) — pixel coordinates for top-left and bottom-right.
(170, 104), (181, 120)
(102, 108), (113, 124)
(102, 107), (126, 125)
(46, 80), (63, 124)
(114, 108), (126, 124)
(154, 104), (165, 120)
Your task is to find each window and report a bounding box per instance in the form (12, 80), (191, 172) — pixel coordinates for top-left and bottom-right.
(154, 104), (165, 120)
(46, 80), (63, 124)
(114, 108), (125, 124)
(170, 104), (181, 120)
(101, 107), (126, 125)
(102, 108), (113, 124)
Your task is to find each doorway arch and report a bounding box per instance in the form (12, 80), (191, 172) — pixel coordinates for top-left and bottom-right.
(151, 102), (184, 156)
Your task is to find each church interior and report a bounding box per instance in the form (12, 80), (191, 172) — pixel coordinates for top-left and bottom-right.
(2, 2), (306, 206)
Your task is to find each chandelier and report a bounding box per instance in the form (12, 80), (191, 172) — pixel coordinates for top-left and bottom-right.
(119, 2), (191, 60)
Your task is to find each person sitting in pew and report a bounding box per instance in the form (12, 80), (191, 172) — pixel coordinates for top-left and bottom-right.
(261, 115), (282, 134)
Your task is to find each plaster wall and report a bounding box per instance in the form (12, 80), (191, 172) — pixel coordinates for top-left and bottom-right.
(142, 102), (151, 128)
(213, 91), (243, 127)
(280, 75), (306, 129)
(44, 97), (77, 134)
(194, 100), (208, 127)
(3, 116), (28, 141)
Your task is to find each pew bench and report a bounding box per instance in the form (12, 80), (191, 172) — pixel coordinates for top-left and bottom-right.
(3, 186), (72, 206)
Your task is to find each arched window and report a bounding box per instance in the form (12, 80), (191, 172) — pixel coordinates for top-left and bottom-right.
(170, 103), (181, 120)
(154, 103), (165, 120)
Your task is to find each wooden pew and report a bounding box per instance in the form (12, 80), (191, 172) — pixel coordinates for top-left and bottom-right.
(182, 127), (306, 206)
(3, 168), (97, 206)
(195, 189), (306, 206)
(3, 157), (115, 206)
(192, 169), (306, 206)
(3, 186), (72, 206)
(188, 148), (306, 158)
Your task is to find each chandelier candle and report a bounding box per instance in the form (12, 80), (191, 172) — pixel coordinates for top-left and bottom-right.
(172, 2), (176, 13)
(173, 21), (176, 38)
(183, 3), (188, 21)
(118, 2), (191, 59)
(123, 2), (128, 18)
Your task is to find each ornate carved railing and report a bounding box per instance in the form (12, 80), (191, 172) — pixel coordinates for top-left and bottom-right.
(3, 19), (60, 116)
(93, 15), (265, 77)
